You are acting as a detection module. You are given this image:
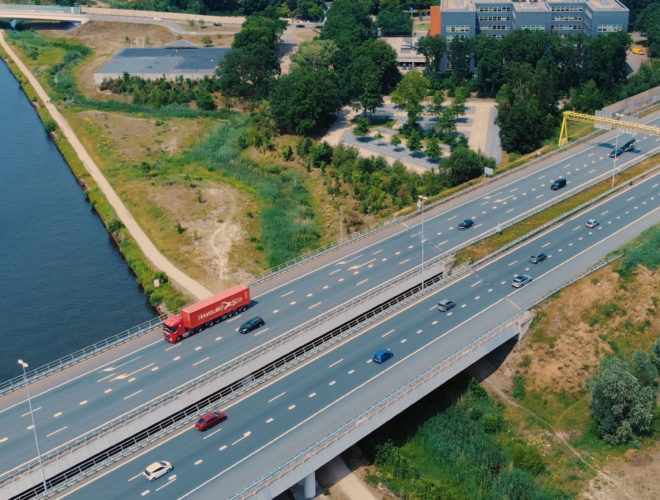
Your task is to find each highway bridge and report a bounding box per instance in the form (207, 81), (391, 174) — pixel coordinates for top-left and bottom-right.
(0, 108), (658, 498)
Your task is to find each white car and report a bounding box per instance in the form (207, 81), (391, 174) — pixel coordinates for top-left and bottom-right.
(143, 461), (173, 482)
(585, 219), (599, 229)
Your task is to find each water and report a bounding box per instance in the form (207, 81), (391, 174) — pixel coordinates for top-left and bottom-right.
(0, 61), (153, 382)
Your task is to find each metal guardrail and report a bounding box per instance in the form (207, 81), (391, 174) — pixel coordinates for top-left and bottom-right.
(2, 260), (468, 491)
(0, 115), (650, 396)
(0, 316), (165, 396)
(11, 264), (468, 499)
(0, 5), (82, 13)
(230, 254), (625, 499)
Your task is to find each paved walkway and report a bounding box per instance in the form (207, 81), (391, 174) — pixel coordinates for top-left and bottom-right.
(0, 30), (213, 301)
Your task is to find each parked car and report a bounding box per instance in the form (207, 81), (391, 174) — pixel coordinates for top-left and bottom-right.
(296, 24), (305, 28)
(213, 22), (222, 26)
(622, 138), (635, 152)
(373, 349), (393, 364)
(529, 253), (546, 264)
(511, 275), (532, 288)
(143, 461), (173, 482)
(550, 178), (566, 190)
(195, 411), (227, 431)
(608, 147), (623, 158)
(437, 299), (456, 312)
(239, 316), (265, 334)
(585, 218), (599, 228)
(457, 219), (474, 230)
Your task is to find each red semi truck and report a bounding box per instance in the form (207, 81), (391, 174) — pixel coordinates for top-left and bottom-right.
(162, 285), (250, 343)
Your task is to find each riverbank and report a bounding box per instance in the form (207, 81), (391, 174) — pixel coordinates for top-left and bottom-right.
(0, 29), (210, 307)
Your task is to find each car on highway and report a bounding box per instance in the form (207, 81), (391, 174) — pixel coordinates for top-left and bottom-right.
(550, 178), (567, 190)
(622, 138), (636, 152)
(239, 316), (265, 334)
(296, 24), (305, 28)
(585, 218), (599, 228)
(437, 299), (456, 312)
(213, 22), (222, 26)
(195, 411), (227, 431)
(608, 147), (623, 158)
(143, 461), (173, 482)
(457, 219), (474, 230)
(373, 349), (393, 364)
(511, 274), (532, 288)
(529, 252), (546, 264)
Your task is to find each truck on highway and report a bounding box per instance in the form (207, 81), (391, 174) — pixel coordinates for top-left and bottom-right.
(162, 285), (250, 343)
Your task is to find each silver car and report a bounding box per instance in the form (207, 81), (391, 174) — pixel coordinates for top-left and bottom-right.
(511, 275), (532, 288)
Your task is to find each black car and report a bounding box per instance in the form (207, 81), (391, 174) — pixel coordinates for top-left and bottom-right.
(213, 22), (222, 26)
(622, 138), (635, 152)
(239, 316), (265, 334)
(529, 253), (546, 264)
(608, 148), (623, 158)
(550, 178), (566, 190)
(296, 24), (306, 28)
(457, 219), (474, 230)
(437, 299), (456, 312)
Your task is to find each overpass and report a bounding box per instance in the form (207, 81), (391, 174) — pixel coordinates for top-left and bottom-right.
(1, 109), (658, 497)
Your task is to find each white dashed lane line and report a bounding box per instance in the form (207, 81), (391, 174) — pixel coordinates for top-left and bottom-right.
(356, 279), (369, 286)
(194, 460), (203, 466)
(123, 390), (143, 400)
(0, 437), (8, 444)
(329, 380), (337, 385)
(232, 431), (252, 446)
(219, 445), (227, 451)
(79, 400), (87, 406)
(266, 418), (274, 424)
(104, 388), (112, 394)
(46, 426), (67, 438)
(268, 392), (285, 403)
(308, 393), (317, 398)
(192, 357), (209, 367)
(400, 339), (407, 343)
(21, 407), (41, 418)
(53, 411), (62, 418)
(348, 369), (355, 375)
(202, 427), (225, 440)
(280, 290), (295, 297)
(542, 242), (551, 248)
(382, 329), (395, 337)
(195, 346), (202, 351)
(328, 358), (343, 368)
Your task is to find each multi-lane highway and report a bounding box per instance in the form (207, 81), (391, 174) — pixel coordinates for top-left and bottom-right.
(58, 166), (660, 499)
(1, 115), (659, 494)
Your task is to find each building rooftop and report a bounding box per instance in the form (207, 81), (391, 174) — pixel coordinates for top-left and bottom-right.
(442, 0), (626, 11)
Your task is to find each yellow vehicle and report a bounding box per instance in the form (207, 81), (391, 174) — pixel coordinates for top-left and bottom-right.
(632, 46), (646, 55)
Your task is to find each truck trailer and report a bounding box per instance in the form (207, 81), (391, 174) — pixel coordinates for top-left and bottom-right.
(162, 285), (250, 343)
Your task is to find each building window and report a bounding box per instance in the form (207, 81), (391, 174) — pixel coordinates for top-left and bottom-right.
(551, 6), (583, 12)
(480, 25), (509, 31)
(520, 25), (546, 31)
(477, 15), (511, 21)
(551, 24), (582, 31)
(552, 15), (582, 21)
(477, 6), (511, 12)
(447, 25), (470, 33)
(597, 24), (622, 32)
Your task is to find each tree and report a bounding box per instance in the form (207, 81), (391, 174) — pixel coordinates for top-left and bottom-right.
(589, 356), (656, 445)
(353, 116), (370, 136)
(346, 40), (400, 113)
(448, 36), (474, 84)
(291, 40), (338, 71)
(629, 351), (659, 390)
(636, 3), (660, 57)
(406, 129), (422, 152)
(474, 35), (504, 97)
(201, 35), (213, 46)
(297, 0), (325, 21)
(269, 67), (343, 135)
(391, 133), (401, 146)
(444, 146), (492, 186)
(377, 8), (412, 37)
(195, 90), (216, 110)
(321, 0), (374, 54)
(570, 79), (604, 113)
(653, 338), (660, 372)
(584, 31), (631, 90)
(416, 35), (446, 82)
(391, 69), (430, 125)
(424, 136), (442, 161)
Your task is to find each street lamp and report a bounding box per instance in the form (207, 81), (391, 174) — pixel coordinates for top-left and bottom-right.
(18, 360), (47, 495)
(612, 112), (625, 188)
(418, 195), (428, 291)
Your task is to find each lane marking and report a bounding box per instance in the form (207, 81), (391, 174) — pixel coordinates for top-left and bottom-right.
(232, 431), (251, 446)
(348, 369), (355, 375)
(21, 407), (41, 418)
(53, 412), (62, 418)
(329, 380), (336, 386)
(194, 460), (203, 466)
(308, 393), (317, 398)
(508, 260), (517, 267)
(401, 338), (407, 343)
(254, 327), (270, 337)
(219, 445), (227, 451)
(288, 405), (296, 410)
(471, 279), (483, 287)
(399, 258), (410, 265)
(215, 336), (223, 341)
(46, 426), (67, 438)
(79, 401), (87, 406)
(280, 290), (294, 297)
(104, 388), (112, 394)
(268, 392), (285, 403)
(542, 242), (551, 248)
(381, 329), (395, 338)
(307, 302), (322, 310)
(328, 358), (343, 368)
(123, 390), (143, 400)
(192, 357), (209, 367)
(202, 427), (225, 440)
(356, 279), (369, 286)
(266, 418), (274, 424)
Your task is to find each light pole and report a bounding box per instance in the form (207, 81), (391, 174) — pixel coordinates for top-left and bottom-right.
(418, 195), (428, 291)
(611, 112), (626, 188)
(18, 360), (47, 495)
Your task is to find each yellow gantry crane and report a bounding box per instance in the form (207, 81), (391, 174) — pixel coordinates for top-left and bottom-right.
(558, 110), (660, 146)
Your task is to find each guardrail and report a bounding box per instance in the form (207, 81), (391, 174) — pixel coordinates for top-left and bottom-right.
(1, 115), (651, 397)
(0, 316), (165, 396)
(2, 259), (468, 492)
(10, 263), (469, 499)
(0, 4), (82, 13)
(230, 253), (625, 499)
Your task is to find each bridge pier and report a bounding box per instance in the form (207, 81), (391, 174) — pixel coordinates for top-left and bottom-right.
(304, 471), (316, 499)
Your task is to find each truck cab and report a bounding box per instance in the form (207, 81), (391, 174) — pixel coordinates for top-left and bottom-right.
(163, 315), (185, 342)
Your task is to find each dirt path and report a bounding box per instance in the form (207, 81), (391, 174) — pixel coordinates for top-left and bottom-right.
(0, 30), (213, 301)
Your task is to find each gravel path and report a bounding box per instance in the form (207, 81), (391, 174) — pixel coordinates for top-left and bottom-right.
(0, 30), (213, 301)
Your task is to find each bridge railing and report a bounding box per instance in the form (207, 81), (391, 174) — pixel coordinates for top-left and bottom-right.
(0, 4), (82, 13)
(0, 316), (165, 396)
(231, 252), (624, 499)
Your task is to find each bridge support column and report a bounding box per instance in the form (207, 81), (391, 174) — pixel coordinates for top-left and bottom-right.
(304, 471), (316, 499)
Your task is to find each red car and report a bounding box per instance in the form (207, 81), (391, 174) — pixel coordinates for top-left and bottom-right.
(195, 411), (227, 431)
